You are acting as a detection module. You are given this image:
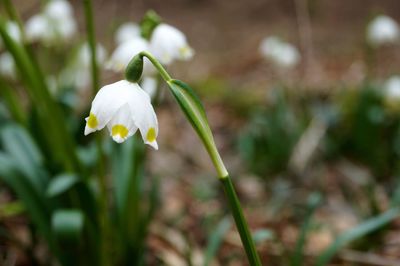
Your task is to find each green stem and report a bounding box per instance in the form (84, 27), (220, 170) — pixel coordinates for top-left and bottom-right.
(83, 0), (100, 94)
(139, 51), (172, 81)
(0, 77), (26, 125)
(220, 176), (262, 266)
(139, 51), (261, 265)
(82, 0), (108, 265)
(3, 0), (25, 40)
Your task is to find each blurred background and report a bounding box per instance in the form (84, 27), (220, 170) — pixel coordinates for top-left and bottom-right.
(2, 0), (400, 265)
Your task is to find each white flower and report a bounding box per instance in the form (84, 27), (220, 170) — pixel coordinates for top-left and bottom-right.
(259, 36), (300, 68)
(107, 37), (154, 75)
(5, 21), (21, 42)
(84, 80), (158, 148)
(44, 0), (74, 21)
(115, 22), (141, 45)
(141, 76), (158, 98)
(60, 42), (107, 90)
(367, 15), (400, 47)
(25, 15), (48, 42)
(0, 52), (16, 79)
(25, 0), (77, 45)
(149, 23), (194, 65)
(77, 42), (107, 68)
(384, 75), (400, 100)
(0, 21), (21, 48)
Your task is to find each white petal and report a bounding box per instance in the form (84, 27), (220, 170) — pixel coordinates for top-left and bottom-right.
(115, 22), (141, 45)
(367, 15), (400, 46)
(140, 77), (158, 98)
(25, 15), (49, 42)
(150, 23), (193, 65)
(85, 80), (137, 133)
(126, 83), (159, 149)
(106, 103), (137, 143)
(107, 37), (154, 74)
(0, 52), (16, 79)
(45, 0), (74, 20)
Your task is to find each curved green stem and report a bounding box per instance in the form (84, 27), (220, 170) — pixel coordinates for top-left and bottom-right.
(139, 51), (172, 82)
(139, 51), (261, 265)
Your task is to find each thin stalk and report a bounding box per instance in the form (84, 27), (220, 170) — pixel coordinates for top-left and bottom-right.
(82, 0), (108, 265)
(220, 176), (262, 266)
(0, 77), (26, 125)
(3, 0), (25, 40)
(139, 51), (261, 265)
(139, 51), (171, 81)
(83, 0), (100, 95)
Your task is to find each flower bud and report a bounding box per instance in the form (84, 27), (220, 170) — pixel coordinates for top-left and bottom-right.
(125, 53), (144, 83)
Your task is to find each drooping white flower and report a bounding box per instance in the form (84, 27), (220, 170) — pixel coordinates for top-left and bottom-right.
(25, 15), (49, 42)
(115, 22), (141, 45)
(384, 75), (400, 100)
(259, 36), (300, 68)
(44, 0), (74, 21)
(149, 23), (194, 65)
(0, 21), (21, 49)
(0, 52), (16, 79)
(107, 37), (154, 75)
(77, 42), (107, 68)
(60, 42), (107, 90)
(84, 80), (158, 148)
(141, 76), (158, 98)
(367, 15), (400, 47)
(25, 0), (77, 45)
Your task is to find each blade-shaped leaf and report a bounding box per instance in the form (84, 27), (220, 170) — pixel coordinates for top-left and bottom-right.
(52, 209), (85, 245)
(47, 174), (79, 198)
(0, 124), (49, 193)
(316, 208), (400, 266)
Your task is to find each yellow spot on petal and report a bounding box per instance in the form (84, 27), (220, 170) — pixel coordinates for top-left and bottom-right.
(146, 127), (156, 142)
(87, 113), (98, 129)
(112, 124), (129, 138)
(179, 45), (192, 57)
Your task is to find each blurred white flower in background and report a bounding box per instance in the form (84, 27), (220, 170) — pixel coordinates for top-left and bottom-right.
(149, 23), (194, 65)
(0, 21), (22, 48)
(141, 76), (158, 98)
(84, 80), (158, 148)
(384, 75), (400, 100)
(0, 52), (16, 79)
(107, 37), (154, 75)
(367, 15), (400, 47)
(25, 0), (77, 45)
(259, 36), (300, 68)
(61, 42), (107, 90)
(115, 22), (141, 45)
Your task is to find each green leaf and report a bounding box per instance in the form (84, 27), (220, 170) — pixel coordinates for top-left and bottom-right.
(0, 152), (53, 246)
(52, 209), (85, 245)
(203, 217), (231, 266)
(316, 208), (400, 266)
(291, 192), (322, 266)
(0, 124), (49, 193)
(167, 79), (227, 177)
(47, 174), (79, 198)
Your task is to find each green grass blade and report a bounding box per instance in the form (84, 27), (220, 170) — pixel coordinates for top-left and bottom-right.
(315, 208), (400, 266)
(203, 217), (232, 266)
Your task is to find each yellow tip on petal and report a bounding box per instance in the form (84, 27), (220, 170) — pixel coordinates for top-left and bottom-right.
(112, 124), (129, 139)
(87, 113), (98, 129)
(146, 127), (156, 142)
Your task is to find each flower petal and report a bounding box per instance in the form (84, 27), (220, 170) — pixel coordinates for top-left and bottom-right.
(126, 83), (159, 149)
(85, 80), (138, 134)
(106, 103), (137, 143)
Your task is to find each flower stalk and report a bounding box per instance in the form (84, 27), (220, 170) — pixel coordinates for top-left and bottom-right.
(82, 1), (108, 265)
(126, 51), (261, 265)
